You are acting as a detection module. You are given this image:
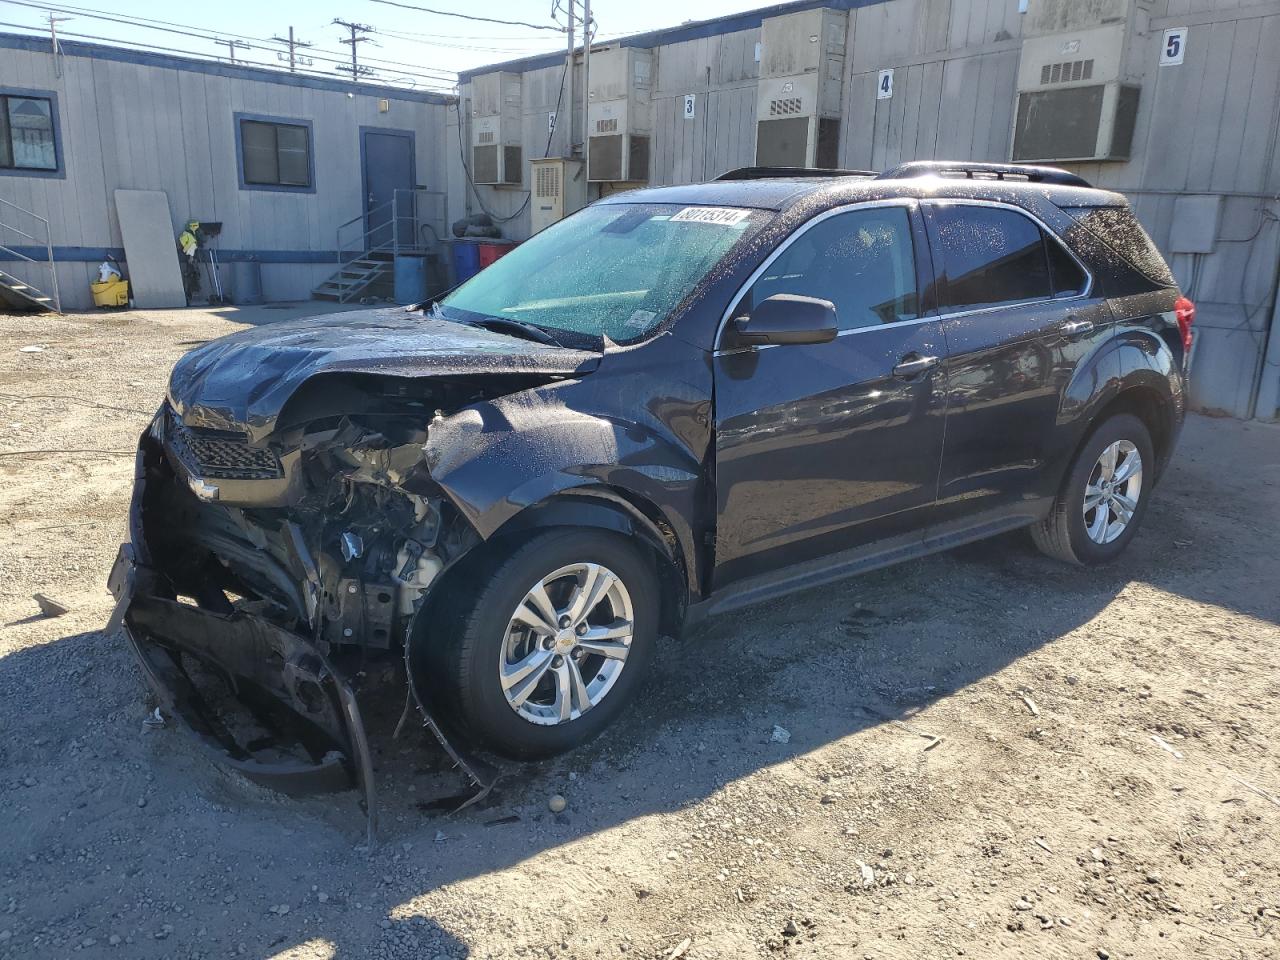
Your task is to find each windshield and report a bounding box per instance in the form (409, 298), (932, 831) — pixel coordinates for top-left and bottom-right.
(438, 203), (767, 341)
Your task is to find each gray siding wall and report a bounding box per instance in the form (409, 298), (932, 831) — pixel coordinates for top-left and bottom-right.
(0, 43), (451, 309)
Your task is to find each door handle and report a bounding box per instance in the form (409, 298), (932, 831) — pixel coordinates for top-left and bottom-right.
(892, 354), (941, 379)
(1060, 318), (1095, 339)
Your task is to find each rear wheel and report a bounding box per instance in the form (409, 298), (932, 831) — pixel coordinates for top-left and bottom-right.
(1031, 413), (1154, 565)
(428, 529), (660, 759)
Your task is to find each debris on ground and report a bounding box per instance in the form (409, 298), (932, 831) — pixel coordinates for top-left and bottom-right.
(548, 794), (567, 813)
(32, 593), (68, 618)
(770, 725), (791, 744)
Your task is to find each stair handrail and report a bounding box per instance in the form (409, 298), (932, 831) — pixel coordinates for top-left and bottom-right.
(0, 196), (61, 313)
(330, 189), (447, 303)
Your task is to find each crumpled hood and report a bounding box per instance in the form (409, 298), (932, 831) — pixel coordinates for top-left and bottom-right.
(167, 308), (601, 440)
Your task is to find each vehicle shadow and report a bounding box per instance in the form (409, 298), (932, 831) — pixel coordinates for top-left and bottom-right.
(0, 534), (1113, 959)
(2, 418), (1273, 957)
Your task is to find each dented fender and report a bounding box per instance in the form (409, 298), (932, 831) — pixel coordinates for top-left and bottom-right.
(423, 375), (708, 596)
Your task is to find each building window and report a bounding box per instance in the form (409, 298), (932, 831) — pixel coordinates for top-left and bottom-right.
(235, 114), (314, 192)
(0, 91), (59, 175)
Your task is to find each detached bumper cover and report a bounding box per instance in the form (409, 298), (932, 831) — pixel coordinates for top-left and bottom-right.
(108, 544), (378, 841)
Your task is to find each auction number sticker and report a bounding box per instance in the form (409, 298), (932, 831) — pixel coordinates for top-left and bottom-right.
(670, 207), (750, 225)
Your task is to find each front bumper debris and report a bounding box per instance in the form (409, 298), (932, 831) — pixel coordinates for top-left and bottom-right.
(108, 544), (379, 844)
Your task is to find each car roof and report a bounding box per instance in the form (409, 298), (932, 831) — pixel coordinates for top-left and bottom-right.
(598, 173), (1126, 214)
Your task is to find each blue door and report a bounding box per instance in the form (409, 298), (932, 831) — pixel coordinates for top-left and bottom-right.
(361, 128), (416, 250)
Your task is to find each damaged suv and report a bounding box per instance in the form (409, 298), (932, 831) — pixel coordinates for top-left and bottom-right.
(110, 162), (1192, 807)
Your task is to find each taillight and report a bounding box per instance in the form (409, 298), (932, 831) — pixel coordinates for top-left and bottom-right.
(1174, 295), (1195, 355)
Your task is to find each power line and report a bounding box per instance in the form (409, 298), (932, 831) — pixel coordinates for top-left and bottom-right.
(366, 0), (566, 33)
(0, 16), (456, 92)
(0, 0), (460, 81)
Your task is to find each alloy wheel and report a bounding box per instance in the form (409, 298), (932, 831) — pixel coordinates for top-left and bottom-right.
(499, 562), (635, 726)
(1083, 439), (1143, 544)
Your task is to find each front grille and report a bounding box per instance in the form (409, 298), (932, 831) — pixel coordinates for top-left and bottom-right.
(168, 415), (283, 481)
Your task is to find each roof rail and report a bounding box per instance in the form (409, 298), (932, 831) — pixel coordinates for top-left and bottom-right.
(716, 166), (877, 181)
(876, 161), (1092, 189)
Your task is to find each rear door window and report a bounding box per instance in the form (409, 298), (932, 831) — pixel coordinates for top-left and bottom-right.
(930, 204), (1052, 311)
(1045, 233), (1088, 297)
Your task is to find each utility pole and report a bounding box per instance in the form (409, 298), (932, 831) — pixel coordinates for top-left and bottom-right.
(270, 27), (313, 73)
(47, 12), (71, 78)
(215, 38), (249, 62)
(581, 0), (592, 172)
(333, 19), (376, 82)
(565, 0), (574, 157)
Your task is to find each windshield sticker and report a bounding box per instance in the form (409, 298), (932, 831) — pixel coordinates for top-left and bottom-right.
(670, 207), (751, 226)
(625, 309), (657, 329)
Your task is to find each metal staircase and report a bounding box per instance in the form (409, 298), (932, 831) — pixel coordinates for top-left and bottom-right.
(0, 197), (60, 313)
(313, 251), (394, 302)
(313, 189), (444, 303)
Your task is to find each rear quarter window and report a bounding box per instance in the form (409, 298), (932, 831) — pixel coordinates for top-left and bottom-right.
(1062, 206), (1175, 288)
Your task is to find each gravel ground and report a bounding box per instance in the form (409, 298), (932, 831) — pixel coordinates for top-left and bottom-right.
(1, 304), (1279, 960)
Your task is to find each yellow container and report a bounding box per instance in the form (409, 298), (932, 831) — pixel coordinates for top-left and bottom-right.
(91, 277), (129, 307)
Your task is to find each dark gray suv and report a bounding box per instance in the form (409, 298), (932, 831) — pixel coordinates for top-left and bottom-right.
(109, 161), (1192, 823)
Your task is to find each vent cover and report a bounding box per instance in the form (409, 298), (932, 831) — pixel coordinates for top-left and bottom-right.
(629, 135), (650, 182)
(769, 97), (804, 116)
(476, 130), (496, 144)
(595, 117), (619, 133)
(473, 144), (499, 184)
(1012, 83), (1138, 162)
(1040, 59), (1095, 84)
(589, 134), (624, 182)
(502, 145), (522, 185)
(755, 116), (810, 168)
(535, 163), (561, 199)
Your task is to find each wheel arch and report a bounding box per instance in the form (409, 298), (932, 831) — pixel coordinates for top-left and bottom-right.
(491, 487), (691, 641)
(1060, 328), (1184, 483)
(414, 486), (691, 651)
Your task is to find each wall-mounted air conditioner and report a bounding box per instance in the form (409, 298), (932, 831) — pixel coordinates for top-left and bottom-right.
(1012, 24), (1139, 163)
(587, 46), (653, 183)
(471, 71), (523, 186)
(754, 8), (847, 169)
(530, 158), (586, 234)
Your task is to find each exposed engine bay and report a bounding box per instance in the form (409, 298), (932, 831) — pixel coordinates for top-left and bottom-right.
(108, 316), (601, 843)
(106, 308), (705, 844)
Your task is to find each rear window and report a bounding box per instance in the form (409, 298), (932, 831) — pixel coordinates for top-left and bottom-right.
(1062, 206), (1175, 287)
(931, 205), (1052, 311)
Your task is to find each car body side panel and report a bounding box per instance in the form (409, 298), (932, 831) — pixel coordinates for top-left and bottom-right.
(711, 322), (948, 588)
(1079, 325), (1185, 469)
(423, 350), (713, 597)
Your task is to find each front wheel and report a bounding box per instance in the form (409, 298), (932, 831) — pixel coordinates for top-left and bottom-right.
(1031, 412), (1154, 565)
(427, 529), (660, 759)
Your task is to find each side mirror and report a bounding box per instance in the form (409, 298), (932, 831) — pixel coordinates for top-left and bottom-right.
(730, 294), (838, 347)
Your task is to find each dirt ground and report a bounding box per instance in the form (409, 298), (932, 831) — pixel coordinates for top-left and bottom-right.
(1, 304), (1278, 960)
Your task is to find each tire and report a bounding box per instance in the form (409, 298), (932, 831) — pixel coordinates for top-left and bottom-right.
(1031, 412), (1155, 566)
(427, 528), (660, 759)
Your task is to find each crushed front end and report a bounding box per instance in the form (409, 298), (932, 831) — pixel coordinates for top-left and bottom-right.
(108, 387), (499, 840)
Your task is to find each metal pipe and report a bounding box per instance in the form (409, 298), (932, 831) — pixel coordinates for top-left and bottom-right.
(565, 0), (575, 158)
(582, 0), (591, 176)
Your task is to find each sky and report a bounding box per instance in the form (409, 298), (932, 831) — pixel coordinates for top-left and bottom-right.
(0, 0), (765, 92)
